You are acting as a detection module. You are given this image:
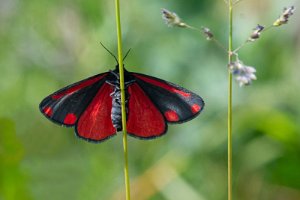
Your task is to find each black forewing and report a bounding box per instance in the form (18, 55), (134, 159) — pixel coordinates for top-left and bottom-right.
(39, 73), (108, 126)
(132, 73), (204, 123)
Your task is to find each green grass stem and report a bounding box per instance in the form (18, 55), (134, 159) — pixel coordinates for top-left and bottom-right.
(228, 0), (233, 200)
(114, 0), (131, 199)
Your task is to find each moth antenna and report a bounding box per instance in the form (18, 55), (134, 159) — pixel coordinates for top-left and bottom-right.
(123, 48), (131, 61)
(100, 42), (118, 64)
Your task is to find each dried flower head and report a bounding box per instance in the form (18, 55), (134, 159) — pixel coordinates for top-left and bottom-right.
(273, 6), (295, 26)
(201, 27), (214, 40)
(161, 8), (187, 28)
(248, 24), (264, 41)
(229, 60), (257, 87)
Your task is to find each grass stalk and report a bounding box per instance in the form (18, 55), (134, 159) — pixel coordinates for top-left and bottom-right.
(114, 0), (131, 199)
(228, 0), (233, 200)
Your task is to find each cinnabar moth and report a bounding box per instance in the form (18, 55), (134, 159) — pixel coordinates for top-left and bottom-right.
(40, 65), (204, 142)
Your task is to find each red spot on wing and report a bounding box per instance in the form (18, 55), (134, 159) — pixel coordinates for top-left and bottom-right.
(191, 104), (201, 114)
(134, 74), (191, 98)
(52, 74), (106, 100)
(127, 83), (166, 138)
(64, 113), (77, 125)
(164, 110), (179, 122)
(76, 83), (116, 141)
(43, 106), (53, 117)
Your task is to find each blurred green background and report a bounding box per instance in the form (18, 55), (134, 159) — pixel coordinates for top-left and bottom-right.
(1, 0), (300, 199)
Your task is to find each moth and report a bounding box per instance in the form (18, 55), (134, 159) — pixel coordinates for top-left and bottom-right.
(40, 51), (204, 142)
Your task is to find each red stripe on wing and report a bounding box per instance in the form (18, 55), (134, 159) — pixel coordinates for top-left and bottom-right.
(52, 74), (107, 100)
(127, 83), (166, 138)
(76, 83), (116, 141)
(133, 74), (191, 98)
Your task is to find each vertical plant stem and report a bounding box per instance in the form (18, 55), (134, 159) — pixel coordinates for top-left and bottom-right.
(115, 0), (131, 199)
(228, 0), (233, 200)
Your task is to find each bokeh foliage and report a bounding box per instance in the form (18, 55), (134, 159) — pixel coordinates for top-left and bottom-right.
(0, 0), (299, 199)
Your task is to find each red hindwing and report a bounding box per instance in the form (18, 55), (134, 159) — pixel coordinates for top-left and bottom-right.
(127, 83), (166, 138)
(76, 83), (116, 141)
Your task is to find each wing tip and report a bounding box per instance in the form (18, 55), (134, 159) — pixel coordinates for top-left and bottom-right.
(39, 105), (76, 128)
(168, 96), (205, 124)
